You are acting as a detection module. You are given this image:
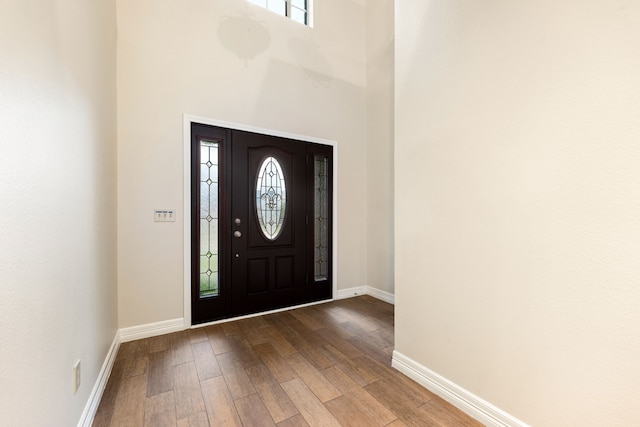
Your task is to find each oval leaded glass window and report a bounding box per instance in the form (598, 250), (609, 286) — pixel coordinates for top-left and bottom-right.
(256, 156), (287, 240)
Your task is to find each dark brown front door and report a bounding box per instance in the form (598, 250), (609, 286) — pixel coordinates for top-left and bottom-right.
(230, 131), (308, 316)
(191, 124), (332, 324)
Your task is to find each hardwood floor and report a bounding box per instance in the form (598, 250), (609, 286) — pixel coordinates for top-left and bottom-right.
(93, 296), (483, 427)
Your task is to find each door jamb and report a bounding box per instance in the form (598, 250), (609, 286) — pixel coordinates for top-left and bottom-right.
(183, 114), (338, 328)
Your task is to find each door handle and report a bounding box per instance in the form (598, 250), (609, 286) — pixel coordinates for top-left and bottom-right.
(234, 231), (242, 238)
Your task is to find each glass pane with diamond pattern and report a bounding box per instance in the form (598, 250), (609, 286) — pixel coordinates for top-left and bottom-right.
(199, 140), (219, 297)
(314, 155), (329, 281)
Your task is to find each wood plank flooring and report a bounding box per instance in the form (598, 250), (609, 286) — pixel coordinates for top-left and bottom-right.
(93, 296), (483, 427)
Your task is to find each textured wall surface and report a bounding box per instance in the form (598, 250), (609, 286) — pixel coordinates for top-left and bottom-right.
(0, 0), (118, 425)
(366, 0), (395, 296)
(395, 0), (640, 425)
(117, 0), (370, 328)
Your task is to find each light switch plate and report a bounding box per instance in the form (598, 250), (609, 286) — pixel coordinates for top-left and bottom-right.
(154, 209), (176, 222)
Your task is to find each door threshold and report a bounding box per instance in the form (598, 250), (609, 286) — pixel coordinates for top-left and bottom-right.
(189, 298), (333, 329)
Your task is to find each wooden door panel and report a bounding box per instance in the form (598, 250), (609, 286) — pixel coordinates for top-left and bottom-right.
(231, 130), (307, 316)
(247, 258), (268, 294)
(275, 256), (294, 290)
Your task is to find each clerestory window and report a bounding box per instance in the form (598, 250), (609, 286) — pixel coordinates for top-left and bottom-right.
(247, 0), (310, 26)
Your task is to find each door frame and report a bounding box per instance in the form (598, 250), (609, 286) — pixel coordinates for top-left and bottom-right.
(182, 114), (338, 328)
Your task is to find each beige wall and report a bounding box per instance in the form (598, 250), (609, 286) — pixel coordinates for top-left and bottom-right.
(366, 0), (395, 295)
(117, 0), (369, 327)
(0, 0), (118, 425)
(395, 1), (640, 425)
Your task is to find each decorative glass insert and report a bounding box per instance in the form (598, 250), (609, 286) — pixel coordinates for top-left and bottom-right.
(199, 140), (219, 297)
(247, 0), (309, 26)
(314, 155), (329, 281)
(256, 156), (287, 240)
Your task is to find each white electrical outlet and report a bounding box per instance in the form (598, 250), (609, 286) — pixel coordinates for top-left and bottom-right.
(73, 360), (81, 395)
(154, 209), (176, 222)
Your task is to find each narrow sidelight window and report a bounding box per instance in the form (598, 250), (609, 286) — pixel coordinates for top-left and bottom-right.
(199, 140), (220, 297)
(314, 155), (329, 281)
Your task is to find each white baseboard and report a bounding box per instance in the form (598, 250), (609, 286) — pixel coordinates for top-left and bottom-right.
(335, 286), (368, 300)
(335, 286), (395, 304)
(392, 351), (529, 427)
(119, 318), (185, 342)
(79, 319), (184, 425)
(365, 286), (395, 304)
(77, 332), (120, 427)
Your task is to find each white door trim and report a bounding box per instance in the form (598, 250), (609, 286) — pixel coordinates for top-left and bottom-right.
(183, 114), (338, 328)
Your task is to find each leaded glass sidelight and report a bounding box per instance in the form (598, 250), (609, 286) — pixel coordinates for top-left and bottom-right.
(314, 155), (329, 281)
(256, 156), (287, 240)
(199, 140), (219, 297)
